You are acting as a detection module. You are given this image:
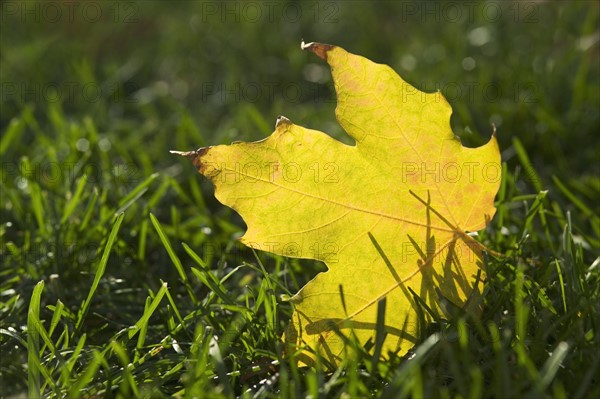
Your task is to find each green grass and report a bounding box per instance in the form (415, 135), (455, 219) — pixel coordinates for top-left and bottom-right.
(1, 1), (599, 397)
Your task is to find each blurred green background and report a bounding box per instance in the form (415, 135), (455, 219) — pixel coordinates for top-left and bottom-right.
(1, 1), (599, 396)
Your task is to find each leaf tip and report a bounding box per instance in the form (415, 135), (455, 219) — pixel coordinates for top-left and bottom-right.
(171, 148), (212, 175)
(301, 40), (334, 60)
(170, 150), (199, 161)
(275, 115), (292, 128)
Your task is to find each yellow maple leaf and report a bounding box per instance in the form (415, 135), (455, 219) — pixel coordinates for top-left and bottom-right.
(174, 42), (501, 366)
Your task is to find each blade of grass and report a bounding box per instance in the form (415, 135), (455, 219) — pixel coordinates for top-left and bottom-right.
(382, 333), (440, 399)
(209, 334), (231, 396)
(537, 341), (569, 392)
(149, 213), (198, 304)
(554, 259), (568, 314)
(145, 176), (171, 210)
(41, 300), (64, 355)
(522, 190), (548, 236)
(75, 212), (125, 334)
(59, 334), (87, 387)
(250, 249), (277, 330)
(47, 300), (64, 337)
(190, 267), (233, 305)
(78, 188), (98, 232)
(22, 157), (47, 235)
(61, 174), (88, 224)
(27, 281), (44, 399)
(185, 323), (211, 398)
(138, 217), (149, 260)
(134, 296), (152, 363)
(371, 297), (387, 375)
(110, 341), (140, 398)
(514, 262), (529, 341)
(163, 287), (188, 335)
(513, 137), (543, 192)
(128, 282), (168, 340)
(488, 321), (510, 397)
(67, 350), (106, 398)
(0, 117), (24, 155)
(496, 162), (508, 229)
(113, 172), (159, 215)
(552, 175), (596, 219)
(26, 285), (60, 395)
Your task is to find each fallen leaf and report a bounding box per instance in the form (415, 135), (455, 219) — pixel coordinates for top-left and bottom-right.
(174, 41), (501, 366)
